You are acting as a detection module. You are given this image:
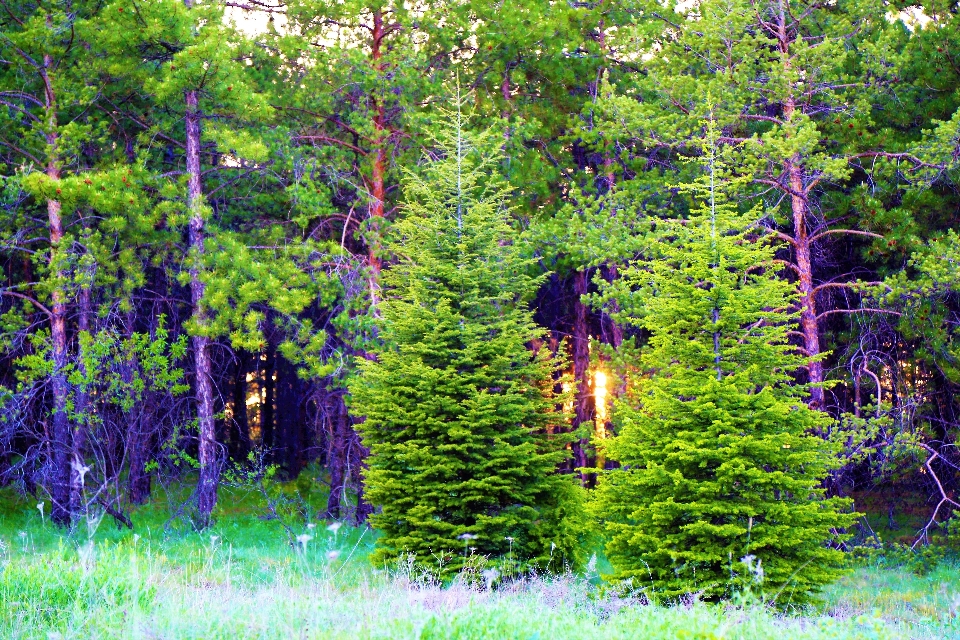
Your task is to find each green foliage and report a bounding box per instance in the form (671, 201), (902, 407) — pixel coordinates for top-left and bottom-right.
(0, 489), (955, 640)
(851, 511), (960, 577)
(591, 127), (856, 603)
(13, 318), (187, 418)
(348, 94), (587, 576)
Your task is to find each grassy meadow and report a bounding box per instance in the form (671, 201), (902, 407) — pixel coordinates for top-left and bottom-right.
(1, 483), (958, 640)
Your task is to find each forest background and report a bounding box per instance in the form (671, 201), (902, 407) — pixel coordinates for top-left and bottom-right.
(2, 0), (960, 604)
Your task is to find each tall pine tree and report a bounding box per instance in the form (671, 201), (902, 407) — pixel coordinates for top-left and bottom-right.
(591, 124), (855, 603)
(348, 92), (586, 576)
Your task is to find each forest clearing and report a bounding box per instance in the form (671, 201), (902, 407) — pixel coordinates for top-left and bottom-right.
(2, 483), (959, 639)
(3, 0), (960, 637)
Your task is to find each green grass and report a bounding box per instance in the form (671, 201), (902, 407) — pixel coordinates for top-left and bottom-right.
(1, 485), (958, 639)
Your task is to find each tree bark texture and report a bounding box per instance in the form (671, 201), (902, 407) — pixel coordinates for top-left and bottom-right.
(185, 85), (218, 522)
(42, 52), (72, 526)
(365, 9), (388, 313)
(777, 16), (825, 410)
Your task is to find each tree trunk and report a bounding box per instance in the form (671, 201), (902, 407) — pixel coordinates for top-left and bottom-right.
(185, 83), (218, 522)
(571, 269), (595, 486)
(365, 9), (388, 313)
(42, 54), (71, 527)
(275, 355), (301, 477)
(776, 17), (825, 411)
(789, 169), (824, 409)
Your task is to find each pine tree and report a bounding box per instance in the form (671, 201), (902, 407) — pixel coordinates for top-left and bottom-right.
(590, 0), (914, 410)
(348, 92), (587, 576)
(591, 124), (856, 603)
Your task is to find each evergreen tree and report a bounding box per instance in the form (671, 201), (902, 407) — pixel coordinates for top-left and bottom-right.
(591, 125), (855, 603)
(591, 0), (912, 410)
(348, 93), (586, 576)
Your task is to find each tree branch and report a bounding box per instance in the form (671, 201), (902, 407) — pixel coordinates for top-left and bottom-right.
(808, 228), (884, 244)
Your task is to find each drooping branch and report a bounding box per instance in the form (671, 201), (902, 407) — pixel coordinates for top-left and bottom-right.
(912, 445), (960, 549)
(0, 289), (53, 318)
(815, 308), (902, 322)
(808, 228), (884, 244)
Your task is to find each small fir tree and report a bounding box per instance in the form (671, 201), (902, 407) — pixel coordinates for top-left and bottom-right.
(348, 93), (586, 576)
(591, 125), (856, 603)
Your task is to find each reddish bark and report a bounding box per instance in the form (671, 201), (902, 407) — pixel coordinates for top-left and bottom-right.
(788, 158), (825, 409)
(777, 19), (825, 410)
(365, 9), (388, 312)
(41, 50), (72, 526)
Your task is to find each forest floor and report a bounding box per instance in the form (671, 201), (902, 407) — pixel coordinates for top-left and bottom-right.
(1, 482), (958, 639)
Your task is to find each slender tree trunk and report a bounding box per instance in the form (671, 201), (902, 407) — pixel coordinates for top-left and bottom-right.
(276, 355), (301, 477)
(42, 54), (72, 527)
(571, 270), (595, 486)
(778, 14), (825, 410)
(788, 164), (824, 409)
(185, 81), (218, 522)
(366, 9), (388, 313)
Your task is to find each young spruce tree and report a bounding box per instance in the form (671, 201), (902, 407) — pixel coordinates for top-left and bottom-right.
(591, 124), (855, 603)
(349, 93), (586, 576)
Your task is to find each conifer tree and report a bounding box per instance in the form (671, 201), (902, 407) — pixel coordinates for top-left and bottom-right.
(591, 124), (855, 603)
(348, 92), (586, 576)
(95, 0), (276, 523)
(591, 0), (913, 410)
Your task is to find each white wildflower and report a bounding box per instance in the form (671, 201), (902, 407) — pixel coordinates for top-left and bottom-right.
(296, 534), (313, 549)
(326, 550), (340, 561)
(326, 522), (342, 535)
